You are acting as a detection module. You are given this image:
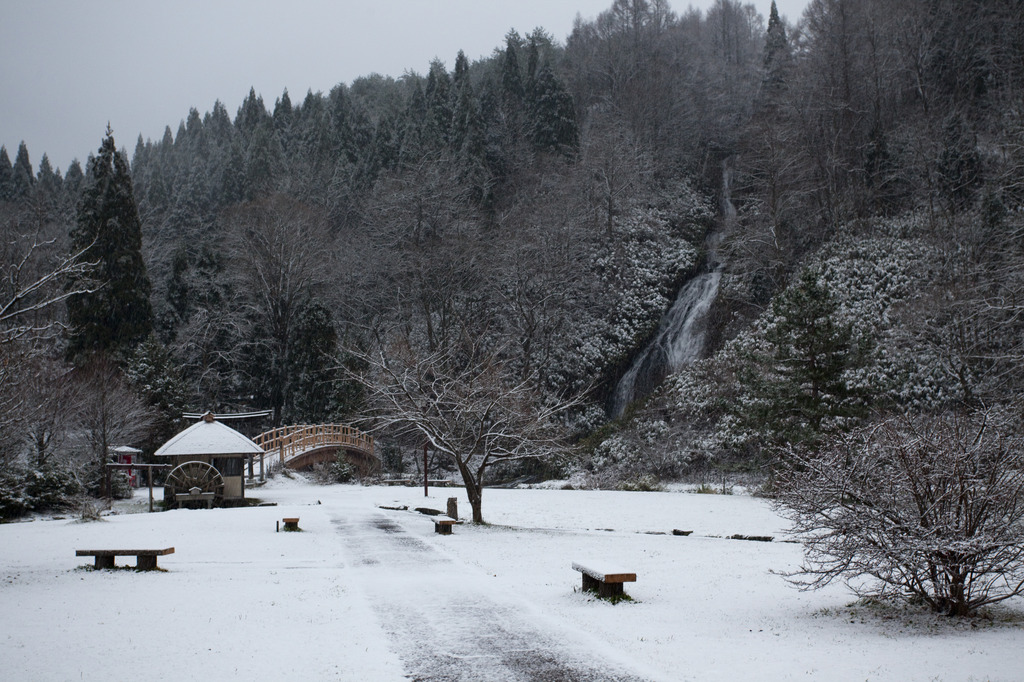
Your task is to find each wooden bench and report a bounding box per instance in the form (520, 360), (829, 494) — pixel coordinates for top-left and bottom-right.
(76, 548), (175, 571)
(572, 562), (636, 598)
(381, 478), (413, 486)
(282, 517), (300, 531)
(433, 517), (456, 535)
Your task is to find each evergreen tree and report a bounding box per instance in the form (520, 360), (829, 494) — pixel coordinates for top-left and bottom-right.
(244, 121), (282, 196)
(34, 154), (60, 209)
(66, 127), (154, 362)
(206, 100), (235, 148)
(273, 89), (294, 151)
(425, 60), (453, 148)
(11, 141), (34, 199)
(235, 87), (270, 141)
(501, 35), (525, 105)
(221, 140), (248, 204)
(737, 269), (870, 454)
(0, 146), (12, 201)
(400, 80), (429, 163)
(61, 159), (84, 211)
(453, 50), (470, 93)
(528, 66), (579, 155)
(762, 1), (791, 95)
(124, 334), (187, 453)
(287, 300), (341, 422)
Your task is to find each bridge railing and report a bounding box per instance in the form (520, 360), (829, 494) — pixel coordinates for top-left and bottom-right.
(253, 424), (374, 465)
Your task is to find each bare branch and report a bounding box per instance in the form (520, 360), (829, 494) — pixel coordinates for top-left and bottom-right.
(775, 408), (1024, 616)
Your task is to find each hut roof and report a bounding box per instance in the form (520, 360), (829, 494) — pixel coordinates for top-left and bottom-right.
(155, 412), (264, 457)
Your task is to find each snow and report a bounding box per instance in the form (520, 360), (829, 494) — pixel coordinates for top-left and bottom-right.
(1, 478), (1021, 681)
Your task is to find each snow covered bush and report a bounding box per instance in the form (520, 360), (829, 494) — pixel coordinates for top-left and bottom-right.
(109, 471), (134, 500)
(0, 461), (85, 519)
(584, 417), (697, 487)
(330, 454), (355, 483)
(310, 454), (354, 485)
(24, 463), (83, 511)
(775, 407), (1024, 617)
(0, 465), (30, 520)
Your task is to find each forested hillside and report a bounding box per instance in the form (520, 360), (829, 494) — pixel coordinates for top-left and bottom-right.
(2, 0), (1023, 509)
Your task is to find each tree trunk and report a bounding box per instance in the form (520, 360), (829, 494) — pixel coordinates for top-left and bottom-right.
(455, 459), (484, 523)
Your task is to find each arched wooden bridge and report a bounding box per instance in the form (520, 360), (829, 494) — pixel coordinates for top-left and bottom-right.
(253, 424), (378, 476)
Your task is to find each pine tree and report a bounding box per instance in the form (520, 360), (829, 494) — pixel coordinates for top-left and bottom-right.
(287, 300), (341, 423)
(453, 50), (470, 93)
(124, 334), (187, 453)
(0, 146), (13, 202)
(36, 154), (60, 196)
(66, 126), (154, 362)
(61, 159), (84, 209)
(737, 269), (870, 453)
(235, 87), (270, 141)
(762, 1), (791, 96)
(501, 35), (525, 105)
(528, 66), (579, 155)
(11, 141), (34, 199)
(425, 60), (452, 148)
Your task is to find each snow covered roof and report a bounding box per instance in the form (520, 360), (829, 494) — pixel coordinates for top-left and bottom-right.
(155, 412), (264, 457)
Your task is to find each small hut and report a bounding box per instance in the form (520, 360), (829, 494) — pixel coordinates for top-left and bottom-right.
(155, 411), (264, 507)
(110, 445), (142, 486)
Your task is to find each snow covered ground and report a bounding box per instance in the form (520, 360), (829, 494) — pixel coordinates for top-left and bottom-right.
(1, 477), (1021, 681)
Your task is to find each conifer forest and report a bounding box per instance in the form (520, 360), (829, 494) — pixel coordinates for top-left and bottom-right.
(3, 0), (1024, 600)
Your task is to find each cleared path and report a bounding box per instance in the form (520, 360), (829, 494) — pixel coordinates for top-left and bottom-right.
(333, 509), (656, 682)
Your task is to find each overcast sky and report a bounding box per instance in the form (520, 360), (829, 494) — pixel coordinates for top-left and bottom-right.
(1, 0), (807, 173)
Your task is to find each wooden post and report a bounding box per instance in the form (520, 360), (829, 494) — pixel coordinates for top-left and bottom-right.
(259, 451), (265, 482)
(279, 441), (284, 466)
(148, 466), (154, 513)
(423, 442), (428, 497)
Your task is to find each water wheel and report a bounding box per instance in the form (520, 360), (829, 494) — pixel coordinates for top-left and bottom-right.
(165, 461), (224, 508)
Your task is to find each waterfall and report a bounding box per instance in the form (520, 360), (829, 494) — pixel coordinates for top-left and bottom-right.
(608, 162), (735, 419)
(609, 269), (721, 418)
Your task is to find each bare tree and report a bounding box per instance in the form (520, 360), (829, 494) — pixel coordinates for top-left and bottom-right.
(21, 354), (82, 467)
(349, 340), (582, 523)
(0, 229), (95, 345)
(578, 106), (654, 234)
(775, 408), (1024, 616)
(72, 359), (156, 493)
(0, 221), (96, 468)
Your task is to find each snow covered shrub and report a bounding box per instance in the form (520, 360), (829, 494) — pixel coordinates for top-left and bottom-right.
(109, 471), (134, 500)
(311, 454), (354, 484)
(775, 407), (1024, 617)
(24, 463), (83, 511)
(329, 455), (354, 483)
(617, 474), (664, 492)
(585, 418), (694, 487)
(0, 465), (30, 520)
